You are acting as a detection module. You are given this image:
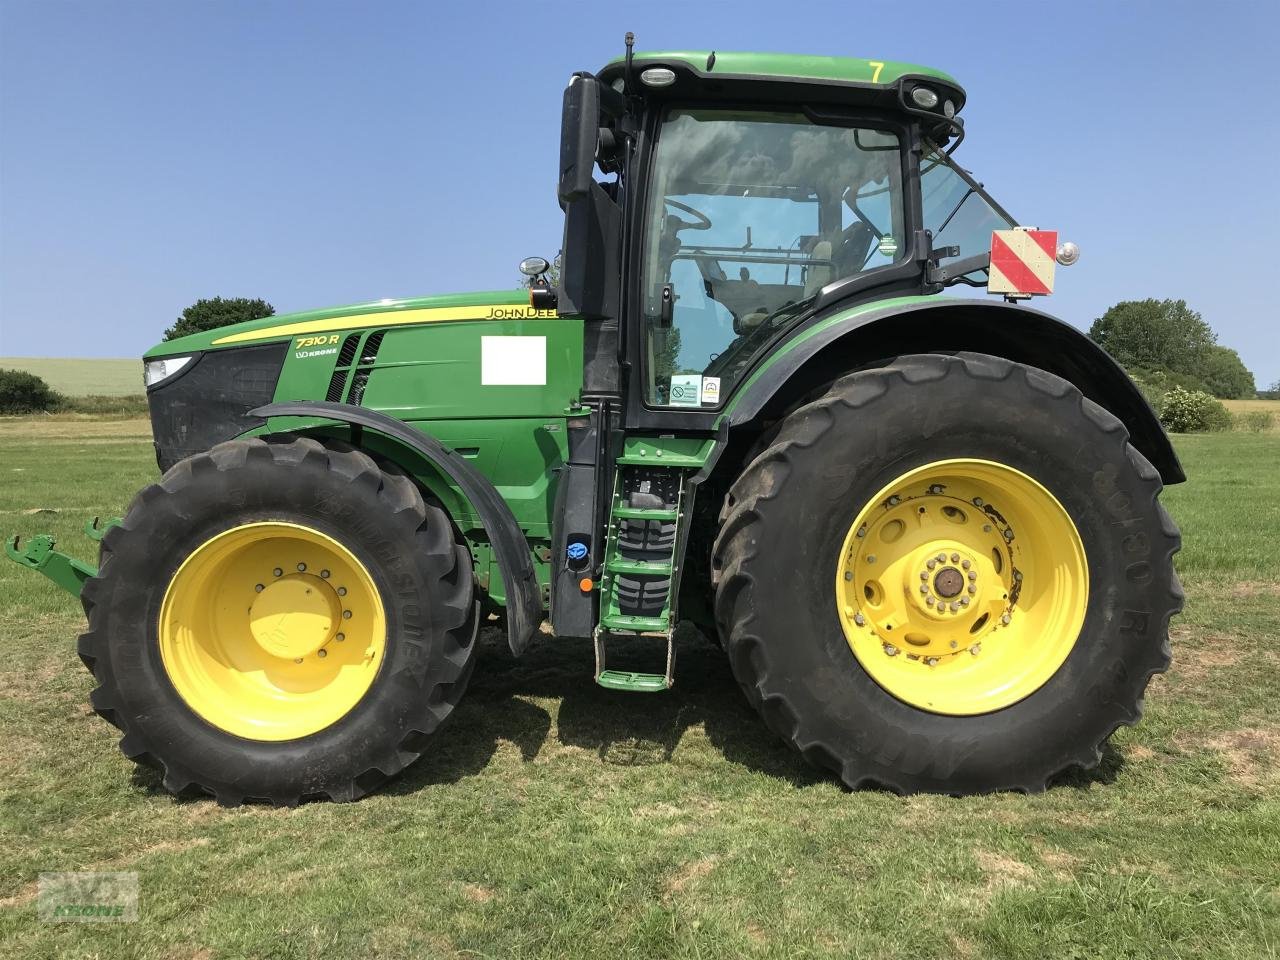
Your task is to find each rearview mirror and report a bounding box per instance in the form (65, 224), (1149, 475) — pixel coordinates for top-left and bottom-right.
(558, 74), (601, 206)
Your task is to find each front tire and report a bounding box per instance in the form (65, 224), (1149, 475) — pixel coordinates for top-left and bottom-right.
(713, 353), (1182, 794)
(79, 436), (478, 805)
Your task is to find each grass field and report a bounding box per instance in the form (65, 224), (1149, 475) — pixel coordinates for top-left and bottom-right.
(0, 358), (142, 397)
(0, 419), (1277, 959)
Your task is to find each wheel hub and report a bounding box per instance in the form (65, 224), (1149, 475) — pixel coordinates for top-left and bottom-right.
(249, 573), (340, 660)
(933, 566), (964, 599)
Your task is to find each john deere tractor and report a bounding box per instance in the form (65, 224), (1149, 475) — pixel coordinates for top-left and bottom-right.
(9, 46), (1183, 805)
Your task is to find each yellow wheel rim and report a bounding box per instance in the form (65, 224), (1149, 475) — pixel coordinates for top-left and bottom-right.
(159, 522), (387, 741)
(835, 459), (1088, 715)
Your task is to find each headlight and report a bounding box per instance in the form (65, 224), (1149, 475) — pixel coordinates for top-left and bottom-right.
(144, 355), (194, 388)
(910, 86), (939, 109)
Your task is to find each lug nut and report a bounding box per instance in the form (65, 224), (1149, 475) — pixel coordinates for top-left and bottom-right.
(844, 571), (853, 581)
(866, 555), (876, 564)
(950, 601), (959, 611)
(1001, 613), (1012, 625)
(343, 610), (352, 620)
(970, 644), (981, 656)
(968, 585), (977, 595)
(920, 571), (929, 580)
(856, 525), (867, 538)
(294, 658), (303, 664)
(883, 644), (899, 657)
(927, 559), (937, 570)
(919, 584), (929, 594)
(1003, 529), (1014, 541)
(961, 559), (971, 570)
(321, 569), (330, 578)
(854, 613), (866, 626)
(929, 484), (943, 494)
(1014, 571), (1023, 582)
(950, 640), (958, 649)
(297, 562), (307, 572)
(925, 657), (939, 667)
(983, 524), (992, 533)
(960, 597), (970, 606)
(273, 568), (283, 577)
(254, 583), (264, 593)
(887, 495), (900, 506)
(972, 497), (984, 507)
(936, 553), (947, 563)
(335, 633), (345, 642)
(967, 570), (977, 581)
(337, 587), (347, 597)
(950, 553), (960, 563)
(317, 649), (327, 658)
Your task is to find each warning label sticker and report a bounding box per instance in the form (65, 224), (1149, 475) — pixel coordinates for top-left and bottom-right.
(669, 374), (702, 407)
(700, 377), (721, 405)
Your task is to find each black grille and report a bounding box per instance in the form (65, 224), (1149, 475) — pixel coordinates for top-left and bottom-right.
(324, 334), (363, 402)
(148, 342), (287, 472)
(336, 333), (360, 367)
(360, 331), (385, 364)
(346, 330), (388, 406)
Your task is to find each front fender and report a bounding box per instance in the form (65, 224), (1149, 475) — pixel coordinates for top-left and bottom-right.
(251, 401), (543, 656)
(725, 298), (1184, 484)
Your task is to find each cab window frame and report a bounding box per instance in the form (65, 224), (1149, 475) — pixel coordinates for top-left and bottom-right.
(625, 100), (919, 424)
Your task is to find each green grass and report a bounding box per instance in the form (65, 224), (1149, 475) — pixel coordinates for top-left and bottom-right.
(1, 425), (1277, 959)
(0, 357), (142, 397)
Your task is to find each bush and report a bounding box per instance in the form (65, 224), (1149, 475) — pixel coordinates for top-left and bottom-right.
(0, 368), (62, 414)
(1158, 386), (1232, 433)
(1233, 410), (1275, 433)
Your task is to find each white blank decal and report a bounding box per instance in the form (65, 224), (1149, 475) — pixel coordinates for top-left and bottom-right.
(481, 336), (546, 385)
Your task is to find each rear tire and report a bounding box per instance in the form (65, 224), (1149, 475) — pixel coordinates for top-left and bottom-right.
(712, 353), (1182, 794)
(78, 435), (478, 805)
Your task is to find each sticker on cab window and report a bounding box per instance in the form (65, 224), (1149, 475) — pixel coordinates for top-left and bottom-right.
(669, 374), (702, 407)
(700, 377), (721, 405)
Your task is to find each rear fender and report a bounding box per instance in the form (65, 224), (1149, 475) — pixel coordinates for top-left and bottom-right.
(727, 299), (1184, 484)
(251, 401), (542, 657)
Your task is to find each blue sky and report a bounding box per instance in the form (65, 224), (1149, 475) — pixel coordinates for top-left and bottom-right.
(1, 0), (1277, 387)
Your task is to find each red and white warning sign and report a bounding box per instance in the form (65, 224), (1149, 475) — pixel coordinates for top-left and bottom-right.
(988, 228), (1058, 296)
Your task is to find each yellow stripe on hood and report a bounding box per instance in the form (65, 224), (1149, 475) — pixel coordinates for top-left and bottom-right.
(211, 304), (557, 345)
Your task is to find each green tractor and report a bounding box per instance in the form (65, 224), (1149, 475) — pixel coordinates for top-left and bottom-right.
(9, 46), (1183, 805)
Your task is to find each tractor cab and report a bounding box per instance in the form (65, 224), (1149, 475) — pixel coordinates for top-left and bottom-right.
(550, 50), (1025, 426)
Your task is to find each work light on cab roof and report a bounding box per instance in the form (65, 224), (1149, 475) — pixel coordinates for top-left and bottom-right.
(7, 36), (1177, 808)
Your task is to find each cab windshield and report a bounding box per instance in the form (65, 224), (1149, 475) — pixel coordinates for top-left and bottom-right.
(641, 108), (906, 407)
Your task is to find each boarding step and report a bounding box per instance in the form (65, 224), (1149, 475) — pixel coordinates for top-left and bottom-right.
(611, 505), (678, 522)
(593, 629), (675, 692)
(606, 556), (673, 577)
(598, 613), (669, 634)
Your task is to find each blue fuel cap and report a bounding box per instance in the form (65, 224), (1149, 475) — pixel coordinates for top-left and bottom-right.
(566, 542), (589, 562)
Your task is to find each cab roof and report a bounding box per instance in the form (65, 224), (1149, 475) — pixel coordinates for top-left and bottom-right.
(601, 50), (960, 89)
(597, 50), (965, 117)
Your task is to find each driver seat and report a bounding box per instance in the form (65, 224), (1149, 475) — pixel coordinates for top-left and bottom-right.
(803, 240), (833, 298)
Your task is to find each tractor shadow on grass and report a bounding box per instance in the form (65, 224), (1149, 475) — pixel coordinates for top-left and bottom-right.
(392, 620), (829, 793)
(393, 618), (1130, 797)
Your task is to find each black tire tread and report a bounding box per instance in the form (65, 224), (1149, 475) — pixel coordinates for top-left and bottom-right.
(712, 353), (1182, 793)
(78, 435), (478, 806)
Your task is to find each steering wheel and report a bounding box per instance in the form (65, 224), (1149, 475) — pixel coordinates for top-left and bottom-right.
(665, 197), (712, 231)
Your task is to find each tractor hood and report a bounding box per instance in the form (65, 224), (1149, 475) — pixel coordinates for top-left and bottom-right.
(145, 289), (536, 360)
